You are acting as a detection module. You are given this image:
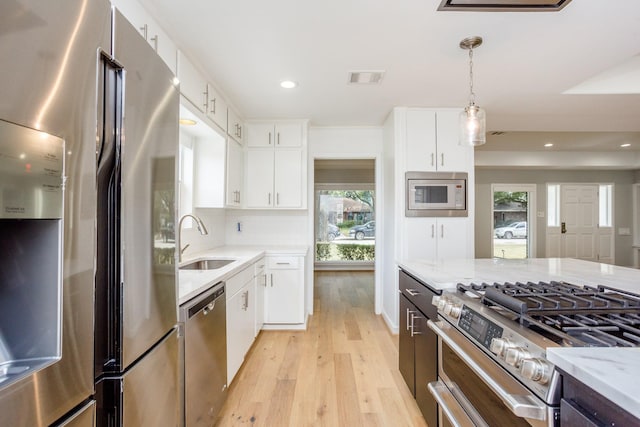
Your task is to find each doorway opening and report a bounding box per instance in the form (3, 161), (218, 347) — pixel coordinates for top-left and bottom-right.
(491, 184), (536, 259)
(314, 159), (375, 270)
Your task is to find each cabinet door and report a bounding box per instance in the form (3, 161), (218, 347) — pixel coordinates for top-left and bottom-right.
(436, 218), (471, 260)
(226, 284), (254, 384)
(404, 217), (438, 260)
(406, 110), (437, 172)
(399, 295), (415, 396)
(246, 123), (275, 147)
(206, 83), (228, 132)
(228, 108), (243, 144)
(414, 312), (438, 427)
(254, 259), (266, 336)
(435, 110), (470, 171)
(177, 51), (207, 113)
(245, 150), (275, 208)
(265, 268), (304, 324)
(274, 150), (303, 208)
(274, 123), (303, 147)
(225, 139), (243, 207)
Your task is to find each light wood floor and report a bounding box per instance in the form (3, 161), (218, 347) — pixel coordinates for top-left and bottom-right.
(215, 271), (429, 427)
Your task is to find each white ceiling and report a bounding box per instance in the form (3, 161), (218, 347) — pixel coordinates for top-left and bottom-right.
(139, 0), (640, 151)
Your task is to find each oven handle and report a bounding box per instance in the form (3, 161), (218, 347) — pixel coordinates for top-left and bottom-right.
(428, 381), (476, 427)
(428, 320), (547, 421)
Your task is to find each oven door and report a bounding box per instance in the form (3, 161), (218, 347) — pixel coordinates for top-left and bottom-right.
(428, 319), (557, 427)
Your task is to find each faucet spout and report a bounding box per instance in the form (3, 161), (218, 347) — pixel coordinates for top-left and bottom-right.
(178, 214), (209, 262)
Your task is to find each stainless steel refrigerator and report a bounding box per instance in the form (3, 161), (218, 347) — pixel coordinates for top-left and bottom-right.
(0, 2), (180, 426)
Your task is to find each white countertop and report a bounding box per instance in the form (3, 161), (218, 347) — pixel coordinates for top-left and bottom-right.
(547, 347), (640, 419)
(398, 257), (640, 293)
(398, 257), (640, 419)
(178, 245), (308, 305)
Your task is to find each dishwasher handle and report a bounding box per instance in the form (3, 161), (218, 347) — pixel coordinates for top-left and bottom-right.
(187, 282), (225, 318)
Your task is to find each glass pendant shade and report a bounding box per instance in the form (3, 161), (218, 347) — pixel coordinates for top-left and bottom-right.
(459, 104), (486, 146)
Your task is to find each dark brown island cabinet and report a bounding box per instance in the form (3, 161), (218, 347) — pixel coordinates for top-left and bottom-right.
(398, 269), (440, 427)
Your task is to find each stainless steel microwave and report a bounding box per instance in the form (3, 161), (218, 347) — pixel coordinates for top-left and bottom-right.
(405, 171), (467, 217)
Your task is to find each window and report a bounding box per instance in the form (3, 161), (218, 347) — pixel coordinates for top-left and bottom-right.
(547, 184), (560, 227)
(179, 141), (194, 227)
(599, 184), (613, 227)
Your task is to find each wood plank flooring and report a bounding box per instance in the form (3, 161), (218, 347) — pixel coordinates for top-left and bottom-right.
(215, 271), (428, 427)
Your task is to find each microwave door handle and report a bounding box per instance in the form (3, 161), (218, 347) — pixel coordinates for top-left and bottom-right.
(428, 320), (548, 421)
(428, 382), (478, 427)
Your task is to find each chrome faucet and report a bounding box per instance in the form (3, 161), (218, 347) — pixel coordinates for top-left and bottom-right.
(178, 214), (209, 262)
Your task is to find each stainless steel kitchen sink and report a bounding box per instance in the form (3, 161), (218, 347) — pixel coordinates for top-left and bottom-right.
(179, 259), (235, 270)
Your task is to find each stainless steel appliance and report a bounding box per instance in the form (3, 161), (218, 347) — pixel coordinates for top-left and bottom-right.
(0, 2), (180, 426)
(429, 281), (640, 427)
(94, 9), (180, 426)
(405, 171), (467, 217)
(180, 282), (227, 426)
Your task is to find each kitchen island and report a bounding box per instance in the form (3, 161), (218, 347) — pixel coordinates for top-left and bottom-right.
(398, 257), (640, 425)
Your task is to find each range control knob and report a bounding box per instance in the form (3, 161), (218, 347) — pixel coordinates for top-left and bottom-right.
(443, 302), (462, 319)
(431, 295), (444, 309)
(520, 358), (551, 384)
(489, 338), (514, 358)
(504, 347), (530, 368)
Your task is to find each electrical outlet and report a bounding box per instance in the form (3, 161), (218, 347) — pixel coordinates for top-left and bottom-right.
(618, 227), (631, 236)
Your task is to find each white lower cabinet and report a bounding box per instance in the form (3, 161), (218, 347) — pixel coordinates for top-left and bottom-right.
(254, 258), (266, 335)
(225, 266), (255, 384)
(264, 256), (305, 324)
(404, 217), (472, 261)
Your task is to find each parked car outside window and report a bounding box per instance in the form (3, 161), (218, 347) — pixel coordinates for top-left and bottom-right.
(494, 221), (527, 239)
(349, 221), (375, 240)
(326, 223), (341, 241)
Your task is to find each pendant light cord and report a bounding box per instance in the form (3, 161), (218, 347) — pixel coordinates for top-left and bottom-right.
(468, 48), (476, 106)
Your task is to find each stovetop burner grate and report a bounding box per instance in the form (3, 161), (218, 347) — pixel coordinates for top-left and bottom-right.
(458, 281), (640, 347)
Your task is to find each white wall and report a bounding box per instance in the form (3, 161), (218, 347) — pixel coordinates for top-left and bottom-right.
(224, 209), (308, 246)
(307, 127), (385, 318)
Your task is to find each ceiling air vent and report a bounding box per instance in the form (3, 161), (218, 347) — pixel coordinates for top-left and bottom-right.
(348, 71), (385, 84)
(438, 0), (572, 12)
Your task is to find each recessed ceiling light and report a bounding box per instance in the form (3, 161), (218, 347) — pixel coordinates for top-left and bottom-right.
(544, 143), (554, 147)
(621, 143), (631, 148)
(280, 80), (298, 89)
(179, 118), (197, 126)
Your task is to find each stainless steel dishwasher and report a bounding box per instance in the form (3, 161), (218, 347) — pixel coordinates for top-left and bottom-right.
(180, 281), (227, 426)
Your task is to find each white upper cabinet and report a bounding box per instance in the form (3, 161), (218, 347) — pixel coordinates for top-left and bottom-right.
(247, 122), (303, 148)
(406, 109), (471, 172)
(226, 139), (243, 207)
(206, 83), (227, 132)
(177, 51), (208, 113)
(227, 107), (244, 144)
(112, 0), (177, 74)
(244, 120), (308, 209)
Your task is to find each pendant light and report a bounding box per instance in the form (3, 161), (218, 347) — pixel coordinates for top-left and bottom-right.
(459, 36), (486, 146)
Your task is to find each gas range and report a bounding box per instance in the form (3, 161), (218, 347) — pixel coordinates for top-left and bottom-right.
(433, 280), (640, 406)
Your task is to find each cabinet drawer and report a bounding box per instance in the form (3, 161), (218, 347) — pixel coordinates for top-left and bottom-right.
(226, 264), (254, 298)
(267, 256), (300, 269)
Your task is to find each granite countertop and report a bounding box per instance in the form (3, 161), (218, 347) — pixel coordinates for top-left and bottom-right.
(398, 257), (640, 419)
(178, 245), (308, 305)
(547, 347), (640, 419)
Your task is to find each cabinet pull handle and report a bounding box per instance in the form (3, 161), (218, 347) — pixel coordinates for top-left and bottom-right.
(431, 153), (435, 167)
(244, 291), (249, 310)
(238, 125), (242, 138)
(270, 273), (274, 287)
(431, 224), (435, 238)
(268, 192), (271, 205)
(268, 132), (272, 145)
(406, 289), (420, 297)
(441, 224), (444, 238)
(276, 262), (290, 265)
(210, 98), (216, 114)
(406, 308), (411, 331)
(277, 132), (280, 145)
(441, 153), (444, 167)
(139, 24), (148, 40)
(150, 35), (158, 52)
